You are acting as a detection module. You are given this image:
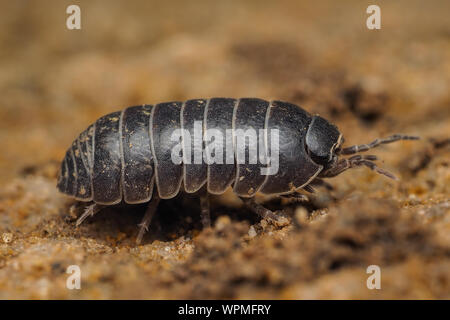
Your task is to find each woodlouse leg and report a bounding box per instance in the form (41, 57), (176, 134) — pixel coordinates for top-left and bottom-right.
(76, 203), (105, 227)
(340, 134), (419, 155)
(280, 192), (309, 202)
(199, 192), (211, 228)
(320, 158), (352, 178)
(239, 196), (289, 226)
(302, 185), (316, 193)
(136, 195), (160, 245)
(310, 178), (334, 190)
(70, 202), (84, 213)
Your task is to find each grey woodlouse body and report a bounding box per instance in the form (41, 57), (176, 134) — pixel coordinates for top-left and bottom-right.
(57, 98), (418, 243)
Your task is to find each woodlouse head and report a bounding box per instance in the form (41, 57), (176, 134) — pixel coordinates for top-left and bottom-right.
(305, 115), (342, 168)
(317, 131), (420, 180)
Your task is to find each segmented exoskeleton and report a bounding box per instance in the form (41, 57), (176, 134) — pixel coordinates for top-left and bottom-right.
(57, 98), (418, 243)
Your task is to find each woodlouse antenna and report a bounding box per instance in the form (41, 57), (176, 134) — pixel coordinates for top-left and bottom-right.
(358, 159), (398, 180)
(339, 134), (419, 155)
(320, 154), (398, 180)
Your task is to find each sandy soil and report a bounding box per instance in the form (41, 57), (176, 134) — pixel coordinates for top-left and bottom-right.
(0, 0), (448, 299)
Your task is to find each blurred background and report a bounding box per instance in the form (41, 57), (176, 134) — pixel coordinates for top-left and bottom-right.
(0, 0), (448, 299)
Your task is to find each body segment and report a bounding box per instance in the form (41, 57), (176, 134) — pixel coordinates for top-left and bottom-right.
(151, 101), (184, 199)
(260, 101), (322, 195)
(92, 111), (122, 205)
(181, 99), (208, 193)
(233, 98), (270, 197)
(121, 105), (154, 204)
(205, 98), (237, 194)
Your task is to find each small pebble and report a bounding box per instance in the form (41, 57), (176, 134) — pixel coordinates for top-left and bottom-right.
(248, 226), (257, 238)
(260, 219), (268, 229)
(2, 232), (13, 244)
(294, 207), (308, 225)
(215, 215), (231, 231)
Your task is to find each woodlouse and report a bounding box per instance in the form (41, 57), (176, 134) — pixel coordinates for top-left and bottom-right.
(57, 98), (418, 243)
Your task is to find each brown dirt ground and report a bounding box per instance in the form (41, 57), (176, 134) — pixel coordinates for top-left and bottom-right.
(0, 0), (449, 299)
